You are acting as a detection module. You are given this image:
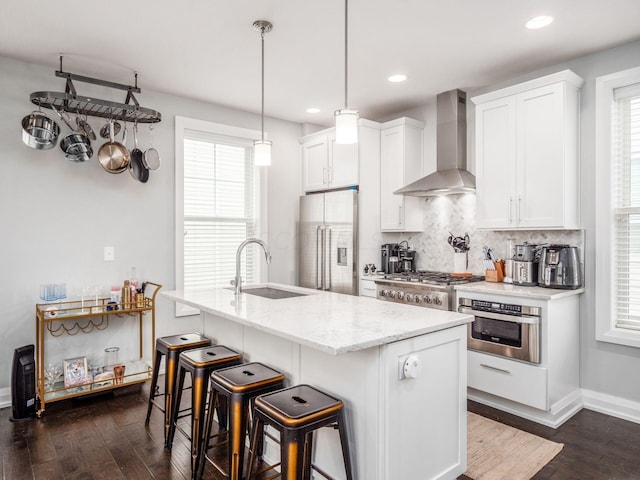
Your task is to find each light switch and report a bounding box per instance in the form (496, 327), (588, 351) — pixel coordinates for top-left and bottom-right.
(104, 246), (115, 261)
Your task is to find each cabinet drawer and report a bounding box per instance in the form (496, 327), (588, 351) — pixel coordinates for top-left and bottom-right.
(360, 279), (377, 298)
(468, 351), (548, 410)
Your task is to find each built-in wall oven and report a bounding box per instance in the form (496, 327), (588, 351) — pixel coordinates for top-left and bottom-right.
(458, 297), (541, 364)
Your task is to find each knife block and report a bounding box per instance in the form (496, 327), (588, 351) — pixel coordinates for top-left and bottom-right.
(485, 260), (505, 283)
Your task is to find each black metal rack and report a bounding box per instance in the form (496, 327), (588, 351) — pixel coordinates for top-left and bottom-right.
(29, 57), (161, 124)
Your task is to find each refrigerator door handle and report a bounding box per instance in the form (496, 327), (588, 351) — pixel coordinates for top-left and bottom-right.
(316, 225), (323, 289)
(325, 226), (332, 290)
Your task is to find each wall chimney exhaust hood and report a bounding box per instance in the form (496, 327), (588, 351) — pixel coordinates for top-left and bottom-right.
(394, 89), (475, 197)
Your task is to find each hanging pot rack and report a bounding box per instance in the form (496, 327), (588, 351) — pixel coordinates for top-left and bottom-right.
(29, 56), (161, 124)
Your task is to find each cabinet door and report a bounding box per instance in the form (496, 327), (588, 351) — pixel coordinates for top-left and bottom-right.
(516, 83), (566, 228)
(475, 97), (517, 229)
(329, 134), (359, 188)
(380, 126), (406, 230)
(302, 138), (329, 192)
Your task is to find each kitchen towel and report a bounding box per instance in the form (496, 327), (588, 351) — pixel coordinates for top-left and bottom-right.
(466, 412), (563, 480)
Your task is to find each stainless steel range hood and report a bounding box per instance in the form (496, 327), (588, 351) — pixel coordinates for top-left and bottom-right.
(394, 89), (475, 197)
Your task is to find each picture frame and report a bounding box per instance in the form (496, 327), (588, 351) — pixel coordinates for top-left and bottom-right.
(63, 356), (89, 388)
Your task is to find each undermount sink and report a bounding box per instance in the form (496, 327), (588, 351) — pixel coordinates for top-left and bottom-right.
(241, 287), (308, 299)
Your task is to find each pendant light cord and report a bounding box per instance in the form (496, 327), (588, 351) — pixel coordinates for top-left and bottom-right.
(344, 0), (349, 110)
(260, 27), (265, 142)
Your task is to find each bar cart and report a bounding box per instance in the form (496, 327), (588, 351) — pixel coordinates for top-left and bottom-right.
(34, 282), (162, 417)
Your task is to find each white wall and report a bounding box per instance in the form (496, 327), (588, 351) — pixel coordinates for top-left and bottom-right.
(0, 55), (301, 397)
(384, 39), (640, 404)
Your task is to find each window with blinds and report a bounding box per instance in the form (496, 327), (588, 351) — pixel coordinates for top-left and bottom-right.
(613, 83), (640, 331)
(183, 129), (256, 290)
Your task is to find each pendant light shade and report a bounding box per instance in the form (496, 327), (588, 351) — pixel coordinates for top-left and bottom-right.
(254, 140), (272, 166)
(335, 0), (358, 144)
(253, 20), (272, 166)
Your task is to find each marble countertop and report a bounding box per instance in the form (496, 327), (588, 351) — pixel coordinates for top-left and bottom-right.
(162, 283), (473, 355)
(454, 281), (585, 300)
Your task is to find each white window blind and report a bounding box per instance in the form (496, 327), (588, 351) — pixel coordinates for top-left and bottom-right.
(613, 83), (640, 331)
(183, 129), (256, 290)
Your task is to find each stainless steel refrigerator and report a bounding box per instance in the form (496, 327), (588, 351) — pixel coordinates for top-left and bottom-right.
(298, 188), (358, 295)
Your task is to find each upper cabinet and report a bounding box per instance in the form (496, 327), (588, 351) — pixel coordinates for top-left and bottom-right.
(301, 129), (359, 192)
(472, 70), (584, 230)
(380, 118), (425, 232)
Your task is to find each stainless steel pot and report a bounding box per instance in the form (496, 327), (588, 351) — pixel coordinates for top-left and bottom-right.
(21, 111), (60, 150)
(52, 106), (93, 162)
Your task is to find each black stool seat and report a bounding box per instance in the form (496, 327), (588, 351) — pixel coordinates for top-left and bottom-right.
(248, 384), (353, 480)
(167, 345), (243, 479)
(199, 362), (285, 480)
(145, 333), (211, 443)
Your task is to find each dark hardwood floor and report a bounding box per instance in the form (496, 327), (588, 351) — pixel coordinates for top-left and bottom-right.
(2, 384), (640, 479)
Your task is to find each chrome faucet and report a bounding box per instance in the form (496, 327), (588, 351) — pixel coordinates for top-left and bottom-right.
(234, 238), (272, 294)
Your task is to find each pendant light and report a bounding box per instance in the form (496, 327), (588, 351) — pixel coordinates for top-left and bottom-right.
(253, 20), (272, 166)
(334, 0), (358, 144)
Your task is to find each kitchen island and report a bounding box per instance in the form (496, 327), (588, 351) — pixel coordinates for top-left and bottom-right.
(163, 283), (473, 480)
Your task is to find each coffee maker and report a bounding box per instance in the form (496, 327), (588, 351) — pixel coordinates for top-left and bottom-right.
(381, 243), (400, 274)
(399, 249), (416, 273)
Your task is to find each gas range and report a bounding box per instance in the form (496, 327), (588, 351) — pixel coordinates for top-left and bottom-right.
(374, 271), (485, 311)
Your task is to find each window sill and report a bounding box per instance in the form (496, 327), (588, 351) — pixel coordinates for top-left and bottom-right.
(596, 326), (640, 349)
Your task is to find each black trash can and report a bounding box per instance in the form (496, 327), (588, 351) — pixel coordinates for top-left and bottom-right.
(11, 344), (36, 421)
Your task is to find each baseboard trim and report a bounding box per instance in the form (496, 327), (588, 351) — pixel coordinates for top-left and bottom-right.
(0, 387), (11, 410)
(582, 389), (640, 425)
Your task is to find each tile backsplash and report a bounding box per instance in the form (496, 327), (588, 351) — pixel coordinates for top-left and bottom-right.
(382, 194), (584, 275)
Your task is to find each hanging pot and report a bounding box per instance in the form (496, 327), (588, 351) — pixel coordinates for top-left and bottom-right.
(52, 106), (93, 162)
(98, 120), (130, 174)
(21, 110), (60, 150)
(129, 124), (148, 183)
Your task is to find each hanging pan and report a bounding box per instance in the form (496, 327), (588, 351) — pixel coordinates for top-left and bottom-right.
(98, 120), (130, 174)
(129, 123), (149, 183)
(142, 124), (160, 171)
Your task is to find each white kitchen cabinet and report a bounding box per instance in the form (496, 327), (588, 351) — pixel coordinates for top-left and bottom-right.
(359, 278), (377, 298)
(456, 287), (582, 427)
(472, 70), (583, 230)
(300, 129), (358, 192)
(380, 117), (425, 232)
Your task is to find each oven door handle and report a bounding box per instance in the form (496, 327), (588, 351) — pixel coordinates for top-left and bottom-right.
(458, 306), (540, 325)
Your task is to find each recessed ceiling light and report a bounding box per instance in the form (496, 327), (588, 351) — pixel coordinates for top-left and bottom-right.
(306, 107), (320, 114)
(526, 16), (554, 29)
(388, 74), (407, 83)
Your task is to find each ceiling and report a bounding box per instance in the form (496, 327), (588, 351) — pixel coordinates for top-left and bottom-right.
(1, 0), (639, 127)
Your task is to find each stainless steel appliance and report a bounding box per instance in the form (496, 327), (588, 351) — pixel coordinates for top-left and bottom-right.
(381, 243), (400, 274)
(538, 245), (582, 289)
(375, 271), (484, 311)
(299, 188), (358, 295)
(512, 260), (538, 286)
(398, 249), (416, 273)
(458, 297), (541, 364)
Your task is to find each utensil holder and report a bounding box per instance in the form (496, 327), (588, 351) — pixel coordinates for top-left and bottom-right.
(453, 252), (468, 273)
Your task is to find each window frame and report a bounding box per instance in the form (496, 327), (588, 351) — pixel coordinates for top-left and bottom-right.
(595, 66), (640, 347)
(174, 116), (268, 317)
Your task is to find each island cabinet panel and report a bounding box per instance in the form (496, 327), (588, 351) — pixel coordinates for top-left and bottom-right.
(200, 310), (468, 480)
(381, 325), (467, 480)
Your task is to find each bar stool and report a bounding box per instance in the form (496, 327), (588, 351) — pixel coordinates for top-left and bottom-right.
(247, 384), (354, 480)
(145, 333), (211, 443)
(166, 345), (243, 478)
(198, 362), (286, 480)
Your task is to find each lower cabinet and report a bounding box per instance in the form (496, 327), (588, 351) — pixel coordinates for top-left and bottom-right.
(468, 350), (548, 410)
(359, 278), (377, 298)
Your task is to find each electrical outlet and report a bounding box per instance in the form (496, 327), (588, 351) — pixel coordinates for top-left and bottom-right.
(104, 246), (115, 261)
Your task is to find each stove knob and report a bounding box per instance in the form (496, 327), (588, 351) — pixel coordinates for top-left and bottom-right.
(380, 289), (387, 297)
(424, 295), (432, 304)
(415, 296), (423, 304)
(433, 296), (442, 306)
(397, 291), (405, 300)
(405, 294), (414, 303)
(389, 290), (397, 299)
